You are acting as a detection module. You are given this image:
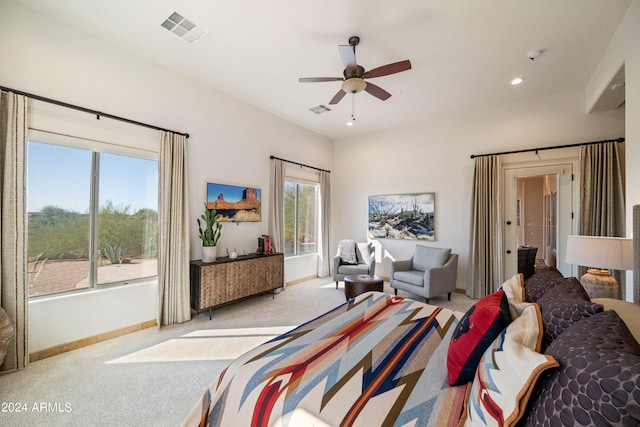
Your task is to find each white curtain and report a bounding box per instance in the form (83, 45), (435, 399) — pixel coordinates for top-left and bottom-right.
(466, 155), (502, 299)
(579, 142), (626, 297)
(0, 91), (28, 371)
(268, 158), (285, 288)
(317, 170), (331, 277)
(157, 132), (191, 326)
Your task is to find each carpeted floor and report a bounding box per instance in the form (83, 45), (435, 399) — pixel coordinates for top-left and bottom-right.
(0, 278), (474, 426)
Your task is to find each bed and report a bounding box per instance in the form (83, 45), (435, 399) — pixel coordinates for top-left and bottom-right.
(183, 271), (640, 427)
(183, 291), (468, 426)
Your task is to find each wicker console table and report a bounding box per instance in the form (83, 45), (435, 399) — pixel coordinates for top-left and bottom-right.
(190, 252), (284, 319)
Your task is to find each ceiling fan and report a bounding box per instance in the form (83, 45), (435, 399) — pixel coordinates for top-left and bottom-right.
(299, 36), (412, 105)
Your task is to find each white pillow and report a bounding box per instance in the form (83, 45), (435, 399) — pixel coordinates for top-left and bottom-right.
(498, 273), (529, 319)
(460, 304), (558, 427)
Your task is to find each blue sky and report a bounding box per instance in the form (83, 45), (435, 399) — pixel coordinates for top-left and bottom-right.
(27, 141), (158, 214)
(207, 182), (261, 204)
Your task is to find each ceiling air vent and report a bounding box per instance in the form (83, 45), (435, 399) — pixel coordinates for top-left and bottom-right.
(161, 12), (208, 43)
(309, 105), (331, 115)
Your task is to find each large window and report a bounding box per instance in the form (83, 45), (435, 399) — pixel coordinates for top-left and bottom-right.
(27, 139), (158, 297)
(284, 180), (318, 256)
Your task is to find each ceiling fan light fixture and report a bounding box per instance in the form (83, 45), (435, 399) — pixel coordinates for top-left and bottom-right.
(342, 78), (367, 94)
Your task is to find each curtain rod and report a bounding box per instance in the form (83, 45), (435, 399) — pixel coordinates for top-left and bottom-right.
(269, 155), (330, 173)
(1, 85), (189, 138)
(469, 137), (624, 159)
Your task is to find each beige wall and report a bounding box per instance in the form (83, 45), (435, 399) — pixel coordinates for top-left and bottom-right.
(0, 1), (333, 352)
(333, 88), (625, 284)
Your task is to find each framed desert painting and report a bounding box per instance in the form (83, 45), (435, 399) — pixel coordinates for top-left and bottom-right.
(207, 182), (261, 222)
(368, 192), (435, 241)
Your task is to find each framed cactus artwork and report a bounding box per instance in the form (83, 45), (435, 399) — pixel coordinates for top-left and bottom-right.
(368, 192), (435, 241)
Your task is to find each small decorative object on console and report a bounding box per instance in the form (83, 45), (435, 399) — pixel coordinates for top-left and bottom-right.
(262, 235), (273, 255)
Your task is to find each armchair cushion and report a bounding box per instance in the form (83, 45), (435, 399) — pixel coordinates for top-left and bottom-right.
(394, 270), (425, 287)
(336, 264), (371, 275)
(412, 245), (451, 271)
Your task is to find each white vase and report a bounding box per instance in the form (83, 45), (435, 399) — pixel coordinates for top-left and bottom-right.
(202, 245), (217, 263)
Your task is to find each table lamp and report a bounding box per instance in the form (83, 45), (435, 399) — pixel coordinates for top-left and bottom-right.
(565, 235), (633, 299)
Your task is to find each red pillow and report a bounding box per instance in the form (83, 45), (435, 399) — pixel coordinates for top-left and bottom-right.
(447, 290), (512, 386)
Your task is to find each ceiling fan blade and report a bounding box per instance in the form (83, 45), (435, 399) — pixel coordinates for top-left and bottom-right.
(338, 45), (358, 73)
(299, 77), (344, 83)
(329, 89), (347, 105)
(364, 82), (392, 101)
(364, 60), (412, 79)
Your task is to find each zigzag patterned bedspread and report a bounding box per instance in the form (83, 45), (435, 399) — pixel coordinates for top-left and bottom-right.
(183, 291), (468, 427)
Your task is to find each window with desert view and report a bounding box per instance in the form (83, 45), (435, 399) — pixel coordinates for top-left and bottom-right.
(27, 140), (158, 297)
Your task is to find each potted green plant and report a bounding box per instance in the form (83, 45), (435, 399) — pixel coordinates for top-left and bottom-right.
(197, 202), (223, 263)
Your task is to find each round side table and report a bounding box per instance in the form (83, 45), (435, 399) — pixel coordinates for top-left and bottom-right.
(344, 274), (384, 300)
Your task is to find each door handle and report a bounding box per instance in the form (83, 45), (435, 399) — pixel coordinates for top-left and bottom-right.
(506, 250), (511, 254)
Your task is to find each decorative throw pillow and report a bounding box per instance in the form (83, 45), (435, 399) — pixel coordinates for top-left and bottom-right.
(498, 274), (528, 319)
(539, 276), (590, 301)
(535, 277), (600, 350)
(520, 310), (640, 427)
(459, 304), (559, 427)
(447, 290), (512, 386)
(355, 242), (370, 265)
(537, 299), (603, 352)
(523, 268), (565, 302)
(593, 297), (640, 343)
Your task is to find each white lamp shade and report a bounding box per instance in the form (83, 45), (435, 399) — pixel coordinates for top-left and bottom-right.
(342, 78), (367, 93)
(565, 235), (633, 271)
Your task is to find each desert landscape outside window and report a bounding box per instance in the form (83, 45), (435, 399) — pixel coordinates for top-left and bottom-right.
(284, 180), (318, 256)
(26, 140), (158, 297)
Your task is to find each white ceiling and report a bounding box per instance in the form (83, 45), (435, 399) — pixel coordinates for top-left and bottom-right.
(17, 0), (631, 140)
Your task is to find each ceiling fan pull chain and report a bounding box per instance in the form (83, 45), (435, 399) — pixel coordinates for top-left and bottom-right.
(352, 93), (356, 121)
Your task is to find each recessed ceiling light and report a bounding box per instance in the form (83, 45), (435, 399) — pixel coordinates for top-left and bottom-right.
(346, 121), (353, 126)
(511, 77), (524, 85)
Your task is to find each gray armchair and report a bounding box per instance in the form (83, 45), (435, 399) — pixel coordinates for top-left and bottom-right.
(390, 245), (458, 303)
(333, 242), (376, 289)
